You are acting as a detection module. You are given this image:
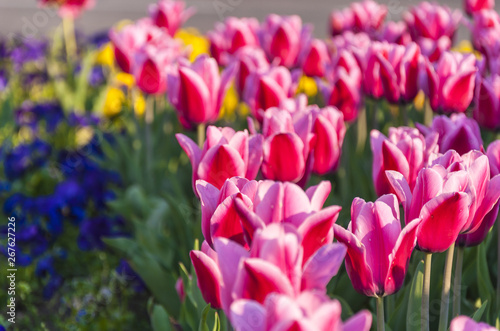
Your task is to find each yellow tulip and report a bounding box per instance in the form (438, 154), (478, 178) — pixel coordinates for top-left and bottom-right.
(297, 75), (318, 97)
(175, 28), (210, 62)
(115, 73), (135, 88)
(103, 87), (125, 117)
(219, 84), (239, 120)
(96, 42), (115, 67)
(134, 92), (146, 117)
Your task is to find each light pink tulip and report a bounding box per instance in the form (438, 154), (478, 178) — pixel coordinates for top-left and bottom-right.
(329, 8), (355, 36)
(334, 194), (422, 296)
(232, 46), (270, 95)
(416, 113), (483, 155)
(176, 126), (263, 191)
(378, 21), (412, 45)
(168, 55), (236, 126)
(450, 316), (498, 331)
(148, 0), (195, 36)
(474, 74), (500, 130)
(208, 17), (260, 66)
(39, 0), (95, 19)
(404, 2), (462, 41)
(329, 0), (387, 37)
(464, 0), (495, 16)
(190, 242), (222, 309)
(371, 127), (439, 196)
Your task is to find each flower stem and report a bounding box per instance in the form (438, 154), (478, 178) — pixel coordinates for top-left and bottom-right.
(197, 123), (206, 148)
(422, 253), (432, 331)
(356, 107), (367, 153)
(376, 296), (385, 331)
(145, 96), (155, 191)
(453, 246), (464, 317)
(424, 98), (433, 126)
(63, 17), (77, 63)
(438, 243), (455, 331)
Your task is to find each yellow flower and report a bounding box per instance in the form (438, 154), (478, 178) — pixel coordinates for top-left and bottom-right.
(103, 87), (125, 117)
(413, 90), (425, 111)
(452, 40), (483, 59)
(134, 92), (146, 117)
(219, 84), (239, 120)
(96, 42), (115, 67)
(76, 127), (94, 147)
(115, 73), (135, 88)
(297, 76), (318, 97)
(175, 28), (210, 62)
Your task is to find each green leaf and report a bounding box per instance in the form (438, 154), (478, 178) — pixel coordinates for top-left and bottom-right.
(151, 305), (173, 331)
(212, 312), (220, 331)
(407, 260), (424, 331)
(472, 300), (488, 322)
(198, 304), (211, 331)
(477, 244), (495, 304)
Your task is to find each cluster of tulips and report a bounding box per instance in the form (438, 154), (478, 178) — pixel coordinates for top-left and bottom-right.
(34, 0), (500, 330)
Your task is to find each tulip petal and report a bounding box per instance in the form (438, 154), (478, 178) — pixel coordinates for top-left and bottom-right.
(246, 134), (264, 180)
(343, 310), (373, 331)
(262, 133), (305, 182)
(178, 66), (211, 124)
(230, 299), (267, 331)
(385, 170), (413, 221)
(441, 69), (477, 113)
(176, 133), (202, 189)
(301, 243), (347, 291)
(198, 145), (246, 189)
(465, 175), (500, 234)
(305, 181), (332, 211)
(196, 180), (220, 246)
(190, 250), (222, 309)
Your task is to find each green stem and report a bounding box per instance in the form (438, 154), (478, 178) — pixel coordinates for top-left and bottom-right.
(422, 253), (432, 331)
(197, 123), (206, 148)
(356, 107), (367, 153)
(377, 296), (385, 331)
(402, 103), (409, 126)
(372, 101), (379, 131)
(438, 243), (455, 331)
(453, 246), (464, 317)
(424, 99), (433, 126)
(386, 295), (395, 321)
(63, 17), (77, 63)
(145, 96), (154, 191)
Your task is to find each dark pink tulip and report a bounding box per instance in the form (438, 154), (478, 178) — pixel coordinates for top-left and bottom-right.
(329, 0), (387, 36)
(168, 55), (236, 126)
(487, 140), (500, 176)
(474, 74), (500, 130)
(260, 108), (314, 183)
(457, 201), (499, 247)
(175, 277), (186, 302)
(148, 0), (195, 36)
(450, 316), (498, 331)
(39, 0), (95, 19)
(416, 114), (483, 155)
(230, 292), (372, 331)
(190, 242), (222, 309)
(422, 52), (477, 113)
(334, 195), (422, 297)
(378, 21), (412, 46)
(371, 127), (439, 196)
(329, 8), (355, 36)
(232, 46), (270, 95)
(208, 17), (260, 66)
(242, 66), (297, 122)
(404, 2), (462, 41)
(469, 10), (500, 65)
(259, 14), (312, 68)
(299, 39), (331, 78)
(464, 0), (495, 16)
(176, 126), (263, 191)
(364, 42), (422, 103)
(418, 35), (452, 63)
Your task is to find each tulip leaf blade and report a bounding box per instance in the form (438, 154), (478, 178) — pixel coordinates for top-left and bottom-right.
(471, 300), (488, 322)
(151, 304), (173, 331)
(407, 260), (424, 331)
(198, 304), (211, 331)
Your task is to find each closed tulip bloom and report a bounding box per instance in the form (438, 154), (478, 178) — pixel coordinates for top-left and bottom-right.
(176, 126), (263, 191)
(416, 113), (483, 155)
(231, 292), (372, 331)
(487, 140), (500, 176)
(418, 35), (452, 62)
(329, 8), (355, 36)
(378, 21), (412, 45)
(371, 127), (439, 196)
(39, 0), (95, 19)
(260, 108), (314, 183)
(242, 66), (296, 122)
(450, 316), (498, 331)
(208, 17), (260, 66)
(299, 39), (331, 78)
(464, 0), (495, 16)
(329, 0), (387, 37)
(334, 195), (422, 297)
(190, 241), (222, 309)
(259, 14), (312, 68)
(456, 201), (499, 247)
(232, 46), (270, 95)
(168, 55), (236, 126)
(474, 74), (500, 130)
(148, 0), (195, 36)
(422, 52), (477, 113)
(404, 2), (462, 41)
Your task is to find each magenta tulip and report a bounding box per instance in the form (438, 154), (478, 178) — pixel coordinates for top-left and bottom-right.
(190, 242), (222, 309)
(230, 292), (372, 331)
(329, 8), (355, 36)
(422, 52), (477, 113)
(39, 0), (95, 19)
(457, 201), (499, 247)
(232, 46), (270, 95)
(334, 195), (422, 296)
(242, 66), (296, 122)
(469, 10), (500, 63)
(168, 55), (236, 126)
(450, 316), (498, 331)
(208, 17), (260, 66)
(259, 14), (312, 68)
(176, 126), (263, 191)
(329, 0), (387, 36)
(299, 39), (331, 78)
(404, 2), (461, 41)
(175, 277), (186, 302)
(474, 74), (500, 130)
(416, 114), (483, 155)
(378, 21), (412, 45)
(464, 0), (495, 16)
(148, 0), (195, 36)
(371, 127), (439, 196)
(487, 140), (500, 176)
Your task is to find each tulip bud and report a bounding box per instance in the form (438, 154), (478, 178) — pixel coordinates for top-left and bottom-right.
(190, 243), (222, 309)
(148, 0), (195, 36)
(474, 74), (500, 130)
(299, 39), (331, 78)
(464, 0), (494, 16)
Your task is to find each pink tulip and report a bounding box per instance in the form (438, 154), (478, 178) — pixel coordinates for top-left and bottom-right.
(422, 52), (477, 113)
(329, 0), (387, 36)
(464, 0), (495, 16)
(148, 0), (195, 36)
(299, 39), (331, 78)
(230, 292), (372, 331)
(371, 127), (439, 196)
(232, 46), (270, 95)
(474, 74), (500, 130)
(175, 277), (186, 302)
(260, 108), (314, 183)
(208, 17), (260, 66)
(168, 55), (236, 126)
(378, 21), (412, 45)
(487, 140), (500, 176)
(334, 195), (422, 297)
(364, 42), (422, 103)
(190, 242), (222, 309)
(418, 35), (452, 62)
(456, 201), (499, 247)
(416, 114), (483, 155)
(404, 2), (462, 41)
(469, 10), (500, 67)
(39, 0), (95, 19)
(450, 316), (498, 331)
(259, 14), (312, 68)
(329, 8), (355, 36)
(242, 66), (297, 122)
(176, 126), (263, 191)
